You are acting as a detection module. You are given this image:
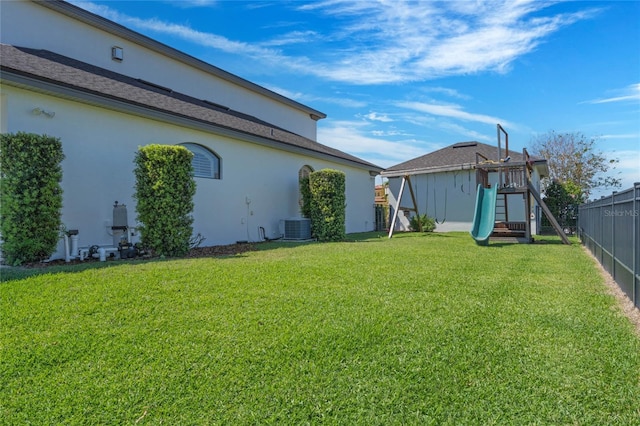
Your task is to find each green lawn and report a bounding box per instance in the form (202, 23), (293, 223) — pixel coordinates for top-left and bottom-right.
(1, 232), (639, 424)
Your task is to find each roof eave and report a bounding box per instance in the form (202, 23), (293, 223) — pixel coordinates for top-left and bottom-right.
(381, 163), (476, 178)
(1, 70), (379, 173)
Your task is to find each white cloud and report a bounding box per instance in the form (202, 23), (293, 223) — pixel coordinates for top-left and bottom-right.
(422, 87), (471, 100)
(372, 129), (412, 137)
(581, 83), (640, 104)
(72, 0), (599, 85)
(438, 122), (492, 142)
(362, 112), (393, 122)
(295, 1), (599, 83)
(262, 84), (367, 108)
(70, 1), (284, 60)
(396, 101), (510, 127)
(260, 31), (321, 47)
(600, 133), (640, 140)
(318, 120), (434, 167)
(167, 0), (217, 8)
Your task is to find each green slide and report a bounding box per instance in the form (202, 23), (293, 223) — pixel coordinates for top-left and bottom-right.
(470, 184), (497, 246)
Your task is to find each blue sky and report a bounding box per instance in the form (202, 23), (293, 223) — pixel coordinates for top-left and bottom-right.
(73, 0), (639, 197)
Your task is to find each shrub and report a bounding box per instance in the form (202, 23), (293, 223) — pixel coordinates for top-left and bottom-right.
(299, 175), (312, 218)
(309, 169), (346, 242)
(409, 214), (436, 232)
(134, 145), (196, 257)
(0, 132), (64, 265)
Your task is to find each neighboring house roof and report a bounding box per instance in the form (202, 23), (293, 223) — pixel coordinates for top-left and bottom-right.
(0, 44), (382, 173)
(381, 141), (548, 177)
(36, 0), (326, 121)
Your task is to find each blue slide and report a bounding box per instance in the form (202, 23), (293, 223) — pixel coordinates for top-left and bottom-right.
(470, 184), (497, 246)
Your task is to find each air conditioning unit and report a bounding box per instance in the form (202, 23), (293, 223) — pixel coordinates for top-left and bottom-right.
(283, 218), (311, 240)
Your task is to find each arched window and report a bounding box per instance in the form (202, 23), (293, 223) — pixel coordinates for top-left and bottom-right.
(181, 143), (221, 179)
(299, 165), (314, 181)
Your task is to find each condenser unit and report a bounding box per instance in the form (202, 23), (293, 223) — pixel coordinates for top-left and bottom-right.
(283, 218), (311, 240)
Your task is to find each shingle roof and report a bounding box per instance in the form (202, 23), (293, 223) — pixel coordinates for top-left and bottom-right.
(0, 44), (382, 172)
(382, 141), (546, 177)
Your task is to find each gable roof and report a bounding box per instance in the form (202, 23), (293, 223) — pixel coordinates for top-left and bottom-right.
(0, 44), (382, 173)
(382, 141), (547, 177)
(36, 0), (326, 121)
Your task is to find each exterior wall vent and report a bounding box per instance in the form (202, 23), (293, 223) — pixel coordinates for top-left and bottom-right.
(111, 46), (123, 62)
(283, 218), (311, 240)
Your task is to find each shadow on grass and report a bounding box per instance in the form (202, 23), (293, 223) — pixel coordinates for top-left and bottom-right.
(0, 252), (253, 283)
(5, 230), (558, 282)
(480, 235), (577, 248)
(1, 232), (392, 281)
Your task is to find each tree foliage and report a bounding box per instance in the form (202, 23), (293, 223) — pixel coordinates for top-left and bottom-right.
(0, 132), (64, 265)
(299, 175), (312, 218)
(134, 145), (196, 257)
(541, 181), (583, 230)
(531, 131), (620, 198)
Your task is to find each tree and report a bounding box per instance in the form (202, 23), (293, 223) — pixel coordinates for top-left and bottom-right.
(541, 180), (583, 230)
(531, 131), (621, 199)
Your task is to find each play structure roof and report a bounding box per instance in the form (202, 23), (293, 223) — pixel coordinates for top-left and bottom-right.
(382, 141), (547, 177)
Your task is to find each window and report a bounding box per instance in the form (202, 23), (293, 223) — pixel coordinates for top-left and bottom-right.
(182, 143), (221, 179)
(299, 165), (314, 181)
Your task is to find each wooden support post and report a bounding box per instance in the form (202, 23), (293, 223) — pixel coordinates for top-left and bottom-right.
(388, 175), (421, 238)
(388, 176), (407, 238)
(527, 182), (570, 245)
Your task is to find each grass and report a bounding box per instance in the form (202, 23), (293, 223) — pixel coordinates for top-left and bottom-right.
(1, 232), (639, 424)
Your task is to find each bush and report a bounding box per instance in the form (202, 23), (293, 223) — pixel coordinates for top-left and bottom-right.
(134, 145), (196, 257)
(0, 132), (64, 265)
(299, 175), (312, 218)
(409, 214), (436, 232)
(309, 169), (346, 242)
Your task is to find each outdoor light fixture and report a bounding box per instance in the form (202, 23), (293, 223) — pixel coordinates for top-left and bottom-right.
(31, 107), (55, 118)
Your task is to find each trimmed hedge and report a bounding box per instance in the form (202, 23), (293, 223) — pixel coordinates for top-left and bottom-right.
(299, 175), (312, 218)
(0, 132), (64, 265)
(134, 145), (196, 257)
(309, 169), (346, 242)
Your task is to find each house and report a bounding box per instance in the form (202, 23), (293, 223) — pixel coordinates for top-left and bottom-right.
(0, 0), (382, 259)
(381, 141), (549, 237)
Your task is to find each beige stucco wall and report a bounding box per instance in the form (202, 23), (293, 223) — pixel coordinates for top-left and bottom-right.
(1, 86), (376, 260)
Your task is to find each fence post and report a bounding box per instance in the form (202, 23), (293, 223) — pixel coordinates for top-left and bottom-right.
(631, 182), (640, 308)
(612, 191), (616, 281)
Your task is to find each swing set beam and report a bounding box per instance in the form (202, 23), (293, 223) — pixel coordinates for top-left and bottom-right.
(388, 174), (421, 238)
